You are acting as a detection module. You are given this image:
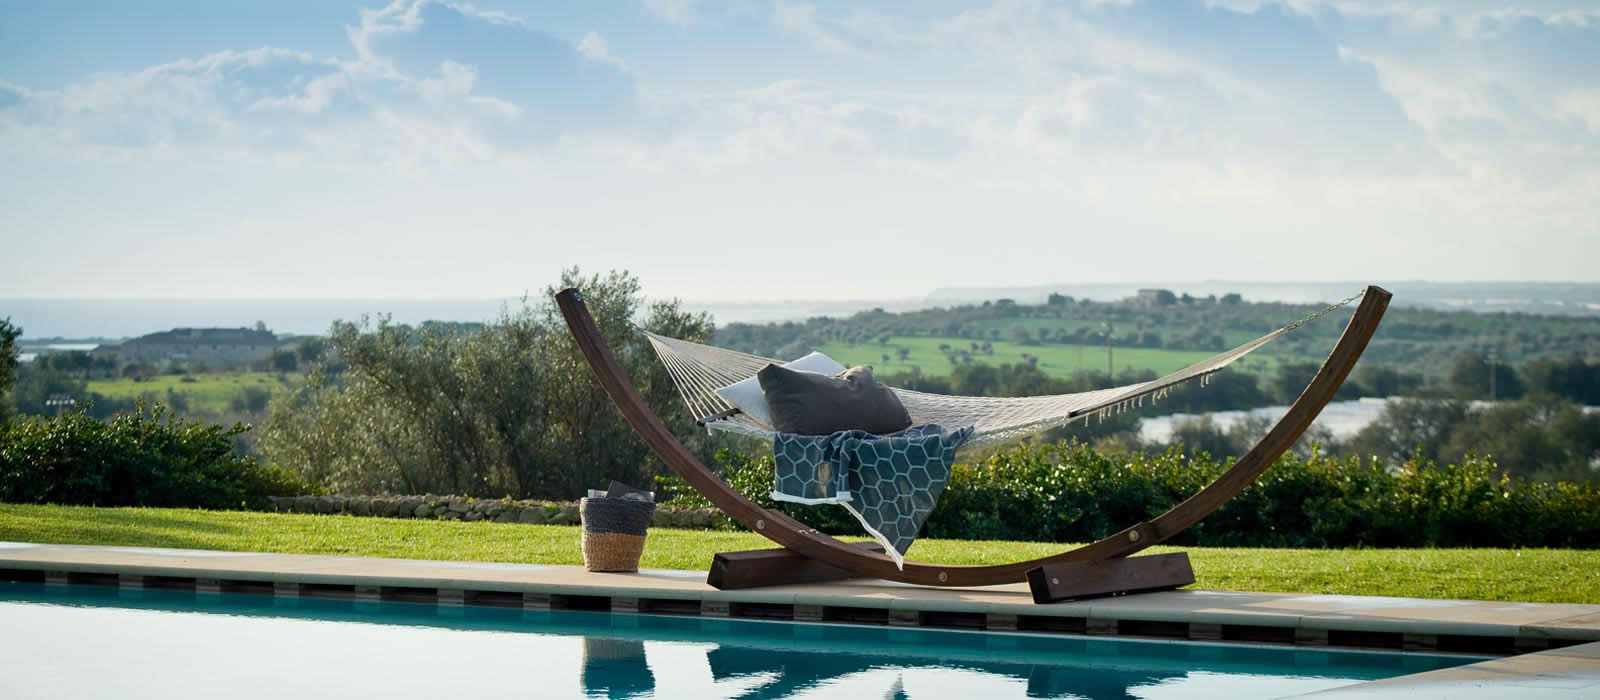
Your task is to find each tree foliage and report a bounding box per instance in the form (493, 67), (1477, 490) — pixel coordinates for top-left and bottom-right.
(1449, 351), (1525, 399)
(0, 318), (18, 424)
(1161, 413), (1332, 460)
(1524, 355), (1600, 404)
(1349, 395), (1599, 482)
(260, 269), (715, 498)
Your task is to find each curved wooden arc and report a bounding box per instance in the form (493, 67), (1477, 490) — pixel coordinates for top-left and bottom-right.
(557, 286), (1391, 587)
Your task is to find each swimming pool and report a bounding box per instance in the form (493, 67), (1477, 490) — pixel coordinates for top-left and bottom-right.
(0, 582), (1483, 699)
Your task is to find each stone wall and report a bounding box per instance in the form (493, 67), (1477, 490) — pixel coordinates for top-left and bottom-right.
(266, 494), (721, 529)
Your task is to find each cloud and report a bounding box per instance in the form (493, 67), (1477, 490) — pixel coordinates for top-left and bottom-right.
(1, 0), (1593, 203)
(644, 0), (701, 26)
(707, 80), (962, 162)
(803, 0), (1593, 185)
(345, 0), (635, 140)
(770, 1), (1443, 177)
(3, 0), (1597, 300)
(0, 82), (24, 110)
(0, 49), (357, 152)
(0, 0), (633, 162)
(1298, 4), (1600, 185)
(248, 71), (354, 115)
(772, 2), (888, 55)
(577, 32), (630, 73)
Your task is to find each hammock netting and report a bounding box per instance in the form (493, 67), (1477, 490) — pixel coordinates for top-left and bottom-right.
(644, 291), (1364, 449)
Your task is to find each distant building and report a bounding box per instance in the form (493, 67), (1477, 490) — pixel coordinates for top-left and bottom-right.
(1135, 289), (1177, 306)
(95, 327), (278, 366)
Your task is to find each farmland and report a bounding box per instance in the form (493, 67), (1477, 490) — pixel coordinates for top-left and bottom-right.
(817, 336), (1283, 379)
(85, 372), (299, 415)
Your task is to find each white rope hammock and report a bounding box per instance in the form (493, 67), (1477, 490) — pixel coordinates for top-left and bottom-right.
(645, 291), (1364, 449)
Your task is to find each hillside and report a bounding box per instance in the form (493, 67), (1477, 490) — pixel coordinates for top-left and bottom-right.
(712, 291), (1598, 382)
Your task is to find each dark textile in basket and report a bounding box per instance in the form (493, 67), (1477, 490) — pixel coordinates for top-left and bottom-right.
(581, 497), (656, 536)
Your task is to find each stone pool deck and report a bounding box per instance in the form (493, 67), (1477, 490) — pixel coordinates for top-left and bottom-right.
(3, 541), (1597, 696)
(1299, 642), (1600, 698)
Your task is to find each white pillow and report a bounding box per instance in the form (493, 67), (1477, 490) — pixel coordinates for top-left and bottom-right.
(714, 351), (847, 428)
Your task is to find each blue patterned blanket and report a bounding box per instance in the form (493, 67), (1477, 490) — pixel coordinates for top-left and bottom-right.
(771, 423), (973, 568)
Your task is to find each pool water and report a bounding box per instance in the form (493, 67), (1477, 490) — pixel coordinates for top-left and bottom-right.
(0, 582), (1483, 699)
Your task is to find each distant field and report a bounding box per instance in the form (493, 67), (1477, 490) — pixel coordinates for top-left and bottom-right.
(965, 317), (1281, 351)
(816, 336), (1283, 379)
(86, 372), (300, 414)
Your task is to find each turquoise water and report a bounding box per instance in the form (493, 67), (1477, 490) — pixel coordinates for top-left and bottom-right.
(0, 582), (1482, 699)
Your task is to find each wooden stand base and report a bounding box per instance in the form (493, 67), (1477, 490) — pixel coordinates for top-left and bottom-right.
(707, 542), (883, 590)
(709, 545), (1193, 604)
(1026, 553), (1195, 604)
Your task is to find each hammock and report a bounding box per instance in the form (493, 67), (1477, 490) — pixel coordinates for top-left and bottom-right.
(644, 291), (1365, 448)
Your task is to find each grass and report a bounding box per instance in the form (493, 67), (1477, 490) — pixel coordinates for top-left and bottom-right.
(3, 503), (1595, 603)
(816, 336), (1282, 379)
(961, 318), (1309, 353)
(85, 372), (300, 414)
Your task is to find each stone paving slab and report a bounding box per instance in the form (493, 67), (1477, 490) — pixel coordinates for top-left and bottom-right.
(1296, 640), (1600, 698)
(3, 541), (1597, 647)
(1527, 612), (1600, 641)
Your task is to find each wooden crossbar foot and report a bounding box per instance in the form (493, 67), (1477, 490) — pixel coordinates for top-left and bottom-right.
(1026, 553), (1195, 604)
(707, 542), (884, 590)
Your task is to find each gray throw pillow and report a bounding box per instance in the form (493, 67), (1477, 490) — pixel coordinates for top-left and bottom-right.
(757, 364), (913, 436)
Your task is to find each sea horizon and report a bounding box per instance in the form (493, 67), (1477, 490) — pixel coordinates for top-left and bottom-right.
(5, 280), (1598, 340)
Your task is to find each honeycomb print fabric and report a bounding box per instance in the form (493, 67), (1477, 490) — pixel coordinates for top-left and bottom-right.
(771, 424), (974, 568)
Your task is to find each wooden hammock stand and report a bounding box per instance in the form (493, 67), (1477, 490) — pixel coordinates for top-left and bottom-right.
(556, 286), (1391, 603)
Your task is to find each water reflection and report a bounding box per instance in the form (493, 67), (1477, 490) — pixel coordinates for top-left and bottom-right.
(582, 638), (655, 699)
(573, 634), (1189, 700)
(0, 583), (1481, 700)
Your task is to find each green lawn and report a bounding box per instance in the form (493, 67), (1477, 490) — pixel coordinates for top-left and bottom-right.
(2, 504), (1594, 603)
(961, 318), (1306, 354)
(817, 336), (1281, 379)
(86, 372), (300, 414)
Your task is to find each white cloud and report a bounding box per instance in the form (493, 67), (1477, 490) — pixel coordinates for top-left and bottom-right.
(250, 72), (353, 114)
(0, 1), (633, 164)
(1, 0), (1584, 187)
(644, 0), (701, 26)
(577, 32), (630, 72)
(1555, 91), (1600, 131)
(773, 1), (860, 54)
(347, 0), (430, 68)
(1316, 4), (1600, 186)
(2, 0), (1596, 298)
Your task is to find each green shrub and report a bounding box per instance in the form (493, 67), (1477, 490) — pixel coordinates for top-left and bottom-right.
(663, 441), (1600, 548)
(0, 403), (315, 510)
(657, 449), (866, 535)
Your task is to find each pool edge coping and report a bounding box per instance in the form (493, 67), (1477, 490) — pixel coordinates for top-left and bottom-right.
(2, 540), (1596, 657)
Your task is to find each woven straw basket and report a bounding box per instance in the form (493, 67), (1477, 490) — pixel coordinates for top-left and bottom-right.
(580, 497), (656, 572)
(580, 637), (653, 696)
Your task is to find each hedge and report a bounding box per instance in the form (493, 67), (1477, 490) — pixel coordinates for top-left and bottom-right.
(0, 405), (312, 510)
(659, 443), (1600, 549)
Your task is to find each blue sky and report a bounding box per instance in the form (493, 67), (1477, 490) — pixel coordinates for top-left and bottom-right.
(2, 0), (1598, 301)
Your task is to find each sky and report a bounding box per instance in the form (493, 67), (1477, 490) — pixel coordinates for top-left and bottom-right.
(2, 0), (1598, 302)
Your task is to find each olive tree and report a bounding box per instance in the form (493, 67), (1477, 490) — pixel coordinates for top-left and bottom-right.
(0, 318), (18, 424)
(261, 269), (714, 498)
